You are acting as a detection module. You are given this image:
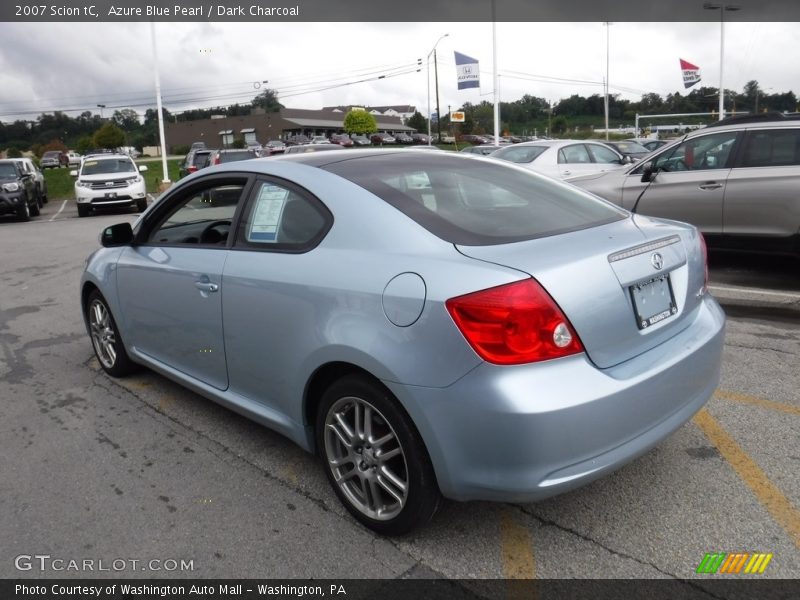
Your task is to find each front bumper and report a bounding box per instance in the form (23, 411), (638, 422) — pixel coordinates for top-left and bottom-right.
(387, 295), (725, 503)
(0, 194), (25, 215)
(76, 185), (146, 207)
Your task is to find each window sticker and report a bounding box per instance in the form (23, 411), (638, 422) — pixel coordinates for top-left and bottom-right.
(249, 184), (289, 242)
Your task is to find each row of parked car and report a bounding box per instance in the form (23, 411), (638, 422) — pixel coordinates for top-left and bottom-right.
(0, 157), (48, 220)
(477, 112), (800, 257)
(172, 112), (799, 258)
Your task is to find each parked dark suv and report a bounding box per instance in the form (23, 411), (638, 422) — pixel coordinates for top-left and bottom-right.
(0, 160), (39, 220)
(571, 113), (800, 257)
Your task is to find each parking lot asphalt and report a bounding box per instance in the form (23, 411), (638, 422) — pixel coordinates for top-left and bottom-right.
(706, 252), (800, 318)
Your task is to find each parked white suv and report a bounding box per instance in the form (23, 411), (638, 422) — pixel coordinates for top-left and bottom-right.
(72, 153), (148, 217)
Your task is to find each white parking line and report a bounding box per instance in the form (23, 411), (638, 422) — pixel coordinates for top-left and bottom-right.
(709, 284), (800, 300)
(49, 200), (68, 222)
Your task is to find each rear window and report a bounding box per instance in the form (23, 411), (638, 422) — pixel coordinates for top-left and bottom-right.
(218, 150), (256, 163)
(323, 153), (626, 245)
(192, 152), (212, 167)
(491, 145), (548, 163)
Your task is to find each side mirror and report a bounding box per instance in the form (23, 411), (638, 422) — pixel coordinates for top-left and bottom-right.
(100, 222), (134, 247)
(138, 165), (148, 172)
(69, 170), (78, 177)
(640, 162), (657, 183)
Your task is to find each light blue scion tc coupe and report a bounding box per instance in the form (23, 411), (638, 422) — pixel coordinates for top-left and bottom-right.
(81, 149), (725, 535)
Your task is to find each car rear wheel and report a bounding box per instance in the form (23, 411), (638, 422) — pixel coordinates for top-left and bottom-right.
(86, 290), (139, 377)
(316, 374), (440, 535)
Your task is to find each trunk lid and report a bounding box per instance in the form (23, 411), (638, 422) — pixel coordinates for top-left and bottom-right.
(456, 215), (706, 369)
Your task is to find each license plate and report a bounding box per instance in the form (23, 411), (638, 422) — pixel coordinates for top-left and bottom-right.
(630, 274), (677, 330)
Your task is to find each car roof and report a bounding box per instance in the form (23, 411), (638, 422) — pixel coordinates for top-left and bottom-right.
(703, 112), (800, 129)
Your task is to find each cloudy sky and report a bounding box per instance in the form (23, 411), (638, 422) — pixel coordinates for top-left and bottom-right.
(0, 20), (796, 124)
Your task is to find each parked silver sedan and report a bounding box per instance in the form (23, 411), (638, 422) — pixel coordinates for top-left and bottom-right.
(81, 150), (725, 534)
(490, 139), (627, 179)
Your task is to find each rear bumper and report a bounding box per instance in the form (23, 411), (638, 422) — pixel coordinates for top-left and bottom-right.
(387, 294), (725, 502)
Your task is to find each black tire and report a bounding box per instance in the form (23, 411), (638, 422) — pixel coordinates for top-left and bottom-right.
(17, 198), (31, 221)
(85, 290), (139, 377)
(77, 204), (89, 218)
(36, 186), (43, 208)
(316, 374), (440, 535)
(136, 198), (147, 212)
(29, 198), (40, 217)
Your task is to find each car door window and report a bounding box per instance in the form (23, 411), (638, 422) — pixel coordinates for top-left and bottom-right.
(147, 181), (246, 246)
(739, 128), (800, 167)
(653, 131), (738, 172)
(236, 180), (331, 251)
(558, 145), (591, 164)
(587, 144), (622, 164)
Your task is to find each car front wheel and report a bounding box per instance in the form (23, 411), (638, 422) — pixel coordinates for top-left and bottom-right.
(17, 199), (30, 221)
(86, 290), (138, 377)
(316, 374), (440, 535)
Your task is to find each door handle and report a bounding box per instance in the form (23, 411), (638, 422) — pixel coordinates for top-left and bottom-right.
(698, 182), (723, 190)
(194, 281), (219, 293)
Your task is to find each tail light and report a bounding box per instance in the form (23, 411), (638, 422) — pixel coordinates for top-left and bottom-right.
(446, 279), (584, 365)
(188, 165), (198, 173)
(213, 156), (220, 165)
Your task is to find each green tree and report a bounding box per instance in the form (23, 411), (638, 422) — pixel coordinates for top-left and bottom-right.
(251, 89), (283, 112)
(112, 108), (140, 131)
(92, 122), (125, 149)
(406, 111), (427, 132)
(76, 135), (93, 155)
(343, 110), (377, 135)
(551, 116), (568, 135)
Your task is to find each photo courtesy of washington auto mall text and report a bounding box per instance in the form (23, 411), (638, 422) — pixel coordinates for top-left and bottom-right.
(13, 583), (349, 598)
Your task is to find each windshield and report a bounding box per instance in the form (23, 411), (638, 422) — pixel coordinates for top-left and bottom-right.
(0, 164), (18, 178)
(324, 153), (626, 245)
(612, 141), (649, 154)
(81, 159), (136, 176)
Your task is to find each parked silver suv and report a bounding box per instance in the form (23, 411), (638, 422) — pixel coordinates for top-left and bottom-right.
(570, 113), (800, 257)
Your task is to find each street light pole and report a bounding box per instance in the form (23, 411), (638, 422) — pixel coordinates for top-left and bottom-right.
(704, 3), (741, 121)
(426, 33), (448, 145)
(97, 104), (106, 119)
(604, 22), (612, 140)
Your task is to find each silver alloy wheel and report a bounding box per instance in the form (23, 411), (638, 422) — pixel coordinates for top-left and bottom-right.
(324, 395), (409, 521)
(88, 298), (117, 369)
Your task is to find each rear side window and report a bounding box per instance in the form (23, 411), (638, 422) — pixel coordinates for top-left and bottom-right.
(235, 180), (331, 251)
(323, 154), (626, 245)
(739, 128), (800, 167)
